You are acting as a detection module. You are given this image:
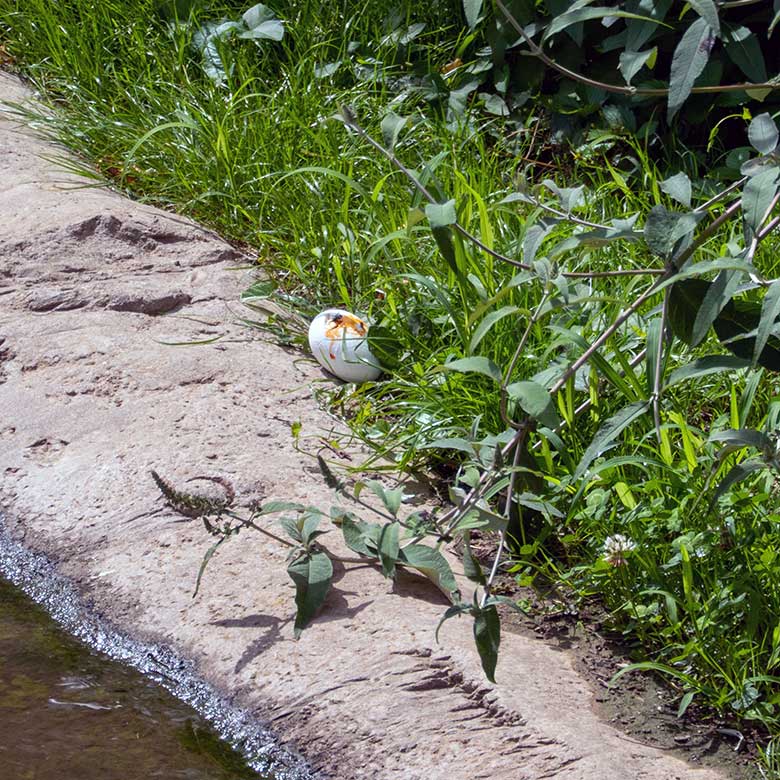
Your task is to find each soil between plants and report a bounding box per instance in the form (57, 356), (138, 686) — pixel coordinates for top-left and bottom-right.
(0, 71), (743, 780)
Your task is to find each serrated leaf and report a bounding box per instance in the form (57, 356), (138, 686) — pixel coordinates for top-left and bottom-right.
(378, 522), (400, 578)
(398, 544), (459, 599)
(723, 24), (767, 84)
(668, 18), (713, 120)
(287, 551), (333, 638)
(380, 111), (408, 151)
(463, 0), (483, 29)
(575, 401), (650, 479)
(660, 172), (692, 208)
(425, 200), (457, 228)
(505, 381), (560, 428)
(665, 355), (750, 388)
(473, 605), (500, 683)
(438, 356), (502, 383)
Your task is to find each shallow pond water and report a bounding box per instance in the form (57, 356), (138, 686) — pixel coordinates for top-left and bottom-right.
(0, 575), (266, 779)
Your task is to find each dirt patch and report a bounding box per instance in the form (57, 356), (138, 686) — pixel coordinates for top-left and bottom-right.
(498, 596), (762, 780)
(0, 71), (739, 779)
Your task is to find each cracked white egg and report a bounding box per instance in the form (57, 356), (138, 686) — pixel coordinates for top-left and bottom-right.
(308, 309), (382, 383)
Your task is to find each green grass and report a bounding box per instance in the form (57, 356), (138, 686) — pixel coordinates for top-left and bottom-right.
(6, 0), (780, 769)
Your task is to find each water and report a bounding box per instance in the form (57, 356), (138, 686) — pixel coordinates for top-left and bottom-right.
(0, 575), (266, 779)
(0, 523), (314, 780)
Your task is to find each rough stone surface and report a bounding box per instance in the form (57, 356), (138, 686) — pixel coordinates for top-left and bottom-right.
(0, 73), (729, 780)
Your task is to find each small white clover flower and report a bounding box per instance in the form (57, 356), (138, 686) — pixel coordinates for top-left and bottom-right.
(602, 534), (636, 567)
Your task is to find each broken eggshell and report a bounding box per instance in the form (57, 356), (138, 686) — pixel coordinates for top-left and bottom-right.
(308, 308), (382, 383)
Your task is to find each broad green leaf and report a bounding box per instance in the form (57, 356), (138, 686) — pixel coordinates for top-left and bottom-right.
(691, 270), (743, 347)
(340, 518), (377, 557)
(469, 306), (519, 354)
(668, 18), (713, 120)
(425, 200), (457, 228)
(755, 280), (780, 365)
(714, 295), (780, 371)
(575, 401), (650, 479)
(686, 0), (720, 34)
(505, 381), (560, 428)
(240, 4), (284, 40)
(723, 25), (767, 84)
(665, 355), (750, 388)
(280, 516), (302, 543)
(543, 8), (666, 42)
(380, 111), (408, 151)
(710, 428), (771, 452)
(398, 544), (459, 599)
(743, 166), (780, 237)
(257, 500), (306, 515)
(710, 459), (766, 507)
(542, 180), (585, 212)
(378, 522), (400, 578)
(643, 205), (702, 259)
(619, 48), (657, 86)
(431, 225), (459, 274)
(419, 437), (475, 455)
(435, 603), (469, 643)
(668, 278), (709, 345)
(473, 605), (500, 683)
(659, 172), (692, 208)
(462, 532), (486, 585)
(748, 114), (779, 157)
(625, 0), (673, 51)
(300, 512), (326, 547)
(438, 356), (502, 383)
(365, 480), (404, 517)
(463, 0), (483, 30)
(287, 551), (333, 638)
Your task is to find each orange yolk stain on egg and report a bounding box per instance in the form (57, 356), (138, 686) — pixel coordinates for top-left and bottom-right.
(325, 314), (367, 359)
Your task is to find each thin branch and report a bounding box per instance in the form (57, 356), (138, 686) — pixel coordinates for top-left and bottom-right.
(495, 0), (780, 99)
(549, 273), (671, 397)
(500, 293), (550, 428)
(695, 177), (747, 213)
(480, 426), (527, 608)
(652, 289), (670, 437)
